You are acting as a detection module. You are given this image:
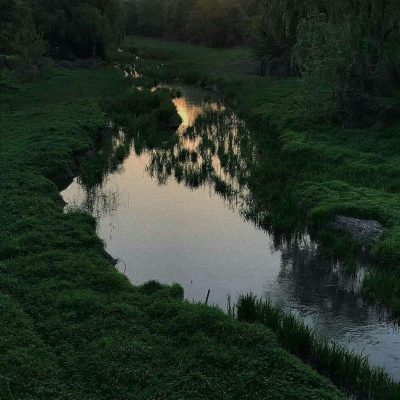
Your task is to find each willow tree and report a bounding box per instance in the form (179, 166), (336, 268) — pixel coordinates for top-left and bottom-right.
(322, 0), (400, 87)
(133, 0), (168, 36)
(293, 0), (400, 125)
(0, 0), (47, 65)
(185, 0), (247, 47)
(163, 0), (196, 40)
(33, 0), (125, 58)
(252, 0), (318, 57)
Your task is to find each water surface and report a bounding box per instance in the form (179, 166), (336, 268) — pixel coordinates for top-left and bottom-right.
(61, 84), (400, 379)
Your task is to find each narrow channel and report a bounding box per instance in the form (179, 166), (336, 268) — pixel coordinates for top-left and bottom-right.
(61, 84), (400, 379)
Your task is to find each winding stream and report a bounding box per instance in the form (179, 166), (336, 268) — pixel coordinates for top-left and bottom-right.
(61, 84), (400, 380)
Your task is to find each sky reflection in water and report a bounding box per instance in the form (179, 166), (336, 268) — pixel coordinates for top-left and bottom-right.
(61, 84), (400, 379)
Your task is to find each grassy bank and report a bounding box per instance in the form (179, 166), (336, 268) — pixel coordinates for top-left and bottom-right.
(231, 294), (400, 400)
(122, 36), (400, 317)
(0, 64), (348, 398)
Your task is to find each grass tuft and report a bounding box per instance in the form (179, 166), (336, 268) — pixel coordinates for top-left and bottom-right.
(231, 293), (400, 400)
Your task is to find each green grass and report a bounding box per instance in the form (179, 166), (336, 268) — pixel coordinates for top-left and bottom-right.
(121, 36), (255, 79)
(0, 63), (347, 399)
(125, 35), (400, 317)
(232, 293), (400, 400)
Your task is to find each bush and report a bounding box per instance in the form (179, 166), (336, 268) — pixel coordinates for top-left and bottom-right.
(294, 15), (365, 123)
(34, 0), (125, 59)
(0, 0), (48, 68)
(10, 25), (48, 67)
(294, 8), (400, 126)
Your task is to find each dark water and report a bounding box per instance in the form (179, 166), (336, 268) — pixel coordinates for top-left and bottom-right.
(61, 84), (400, 379)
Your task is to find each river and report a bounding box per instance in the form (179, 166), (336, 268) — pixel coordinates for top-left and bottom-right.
(61, 83), (400, 380)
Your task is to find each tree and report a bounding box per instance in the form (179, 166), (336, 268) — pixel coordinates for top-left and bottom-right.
(294, 15), (363, 122)
(164, 0), (195, 40)
(123, 0), (247, 47)
(134, 0), (167, 36)
(33, 0), (125, 58)
(0, 0), (47, 66)
(294, 3), (400, 126)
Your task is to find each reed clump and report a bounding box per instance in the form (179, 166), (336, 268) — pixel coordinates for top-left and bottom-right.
(230, 293), (400, 400)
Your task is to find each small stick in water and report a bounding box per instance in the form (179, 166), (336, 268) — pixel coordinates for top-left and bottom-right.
(205, 289), (211, 304)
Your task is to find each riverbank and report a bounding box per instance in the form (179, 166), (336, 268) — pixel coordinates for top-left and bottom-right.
(122, 36), (400, 318)
(0, 64), (350, 398)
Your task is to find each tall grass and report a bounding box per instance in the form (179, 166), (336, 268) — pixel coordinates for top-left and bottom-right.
(230, 293), (400, 400)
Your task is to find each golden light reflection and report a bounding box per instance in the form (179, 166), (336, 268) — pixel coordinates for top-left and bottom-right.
(207, 102), (226, 112)
(124, 64), (142, 78)
(172, 97), (203, 133)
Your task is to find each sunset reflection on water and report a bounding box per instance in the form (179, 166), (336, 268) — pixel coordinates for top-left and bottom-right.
(173, 97), (203, 133)
(61, 83), (400, 379)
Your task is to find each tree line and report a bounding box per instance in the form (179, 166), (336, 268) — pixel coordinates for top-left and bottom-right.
(1, 0), (399, 125)
(1, 0), (125, 62)
(126, 0), (400, 126)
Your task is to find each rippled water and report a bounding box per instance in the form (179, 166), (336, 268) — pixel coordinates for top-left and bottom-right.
(61, 84), (400, 379)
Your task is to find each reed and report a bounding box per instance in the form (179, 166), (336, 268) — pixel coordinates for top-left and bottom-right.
(231, 293), (400, 400)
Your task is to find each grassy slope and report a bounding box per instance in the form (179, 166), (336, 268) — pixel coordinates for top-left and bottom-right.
(0, 66), (345, 399)
(123, 36), (400, 316)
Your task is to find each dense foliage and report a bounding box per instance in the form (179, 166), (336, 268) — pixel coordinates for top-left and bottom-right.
(33, 0), (126, 58)
(1, 0), (399, 123)
(124, 0), (250, 47)
(0, 0), (126, 60)
(293, 1), (400, 126)
(123, 0), (400, 125)
(0, 0), (47, 66)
